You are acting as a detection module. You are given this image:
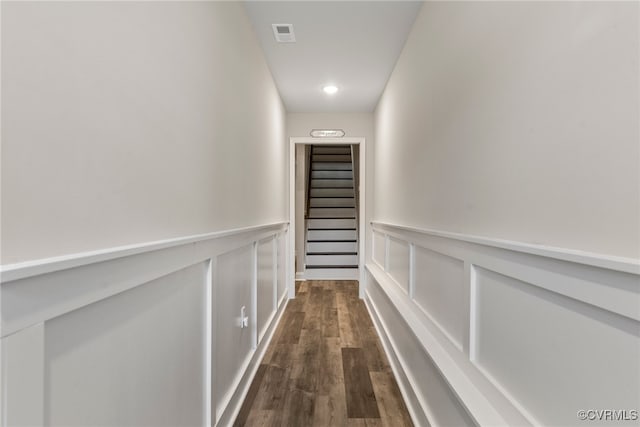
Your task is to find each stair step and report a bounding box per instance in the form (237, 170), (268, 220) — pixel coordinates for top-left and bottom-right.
(312, 162), (352, 171)
(310, 188), (354, 198)
(311, 170), (353, 179)
(310, 198), (355, 208)
(307, 229), (357, 241)
(306, 254), (358, 266)
(307, 218), (356, 229)
(307, 241), (357, 253)
(312, 154), (351, 162)
(313, 146), (351, 155)
(308, 207), (355, 218)
(311, 179), (353, 188)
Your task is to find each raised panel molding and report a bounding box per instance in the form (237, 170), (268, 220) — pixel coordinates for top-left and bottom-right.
(367, 221), (640, 427)
(1, 222), (290, 427)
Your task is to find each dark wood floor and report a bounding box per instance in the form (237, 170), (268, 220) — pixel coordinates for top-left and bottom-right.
(234, 280), (413, 427)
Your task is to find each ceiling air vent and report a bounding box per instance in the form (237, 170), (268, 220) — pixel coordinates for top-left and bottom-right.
(272, 24), (296, 43)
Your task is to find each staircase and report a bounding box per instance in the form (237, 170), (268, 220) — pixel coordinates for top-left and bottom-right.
(305, 145), (358, 279)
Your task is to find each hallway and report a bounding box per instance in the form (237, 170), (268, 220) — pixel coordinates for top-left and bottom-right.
(1, 1), (638, 426)
(235, 281), (412, 427)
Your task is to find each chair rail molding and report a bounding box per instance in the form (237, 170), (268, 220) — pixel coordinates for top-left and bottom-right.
(365, 221), (639, 427)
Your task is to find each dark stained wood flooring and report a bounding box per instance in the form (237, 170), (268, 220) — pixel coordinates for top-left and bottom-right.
(234, 280), (413, 427)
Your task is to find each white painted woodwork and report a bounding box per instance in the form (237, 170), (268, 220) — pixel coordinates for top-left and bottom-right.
(387, 237), (410, 294)
(312, 154), (351, 162)
(0, 222), (289, 427)
(373, 231), (386, 267)
(413, 246), (465, 349)
(312, 170), (353, 179)
(311, 162), (353, 171)
(307, 229), (358, 242)
(277, 233), (287, 303)
(365, 222), (640, 426)
(474, 267), (639, 426)
(256, 238), (276, 343)
(310, 188), (354, 197)
(307, 218), (356, 229)
(366, 277), (476, 427)
(309, 197), (355, 208)
(310, 179), (353, 188)
(2, 324), (45, 426)
(46, 263), (207, 427)
(311, 170), (353, 179)
(306, 254), (358, 266)
(307, 241), (357, 253)
(215, 246), (254, 421)
(308, 208), (355, 218)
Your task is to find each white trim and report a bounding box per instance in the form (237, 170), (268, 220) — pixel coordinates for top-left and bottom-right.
(366, 222), (640, 427)
(372, 221), (639, 275)
(1, 223), (290, 427)
(366, 263), (511, 427)
(1, 222), (289, 283)
(289, 137), (366, 298)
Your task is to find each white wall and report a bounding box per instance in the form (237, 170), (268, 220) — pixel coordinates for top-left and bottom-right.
(1, 1), (287, 265)
(368, 2), (640, 426)
(374, 1), (640, 259)
(288, 113), (375, 264)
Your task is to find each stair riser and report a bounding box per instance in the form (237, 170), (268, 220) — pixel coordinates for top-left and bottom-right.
(307, 218), (357, 229)
(311, 179), (353, 188)
(307, 230), (357, 241)
(306, 254), (358, 266)
(309, 198), (355, 208)
(312, 154), (351, 162)
(312, 163), (352, 171)
(310, 188), (354, 198)
(311, 170), (353, 179)
(307, 242), (357, 253)
(308, 208), (356, 218)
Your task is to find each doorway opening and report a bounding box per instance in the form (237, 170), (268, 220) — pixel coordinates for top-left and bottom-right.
(288, 137), (366, 299)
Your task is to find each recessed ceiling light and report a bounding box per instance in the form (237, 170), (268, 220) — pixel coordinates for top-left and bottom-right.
(322, 85), (339, 95)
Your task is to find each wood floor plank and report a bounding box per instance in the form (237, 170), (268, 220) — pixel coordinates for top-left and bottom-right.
(280, 383), (315, 427)
(292, 329), (322, 392)
(317, 337), (344, 395)
(279, 311), (305, 344)
(370, 371), (414, 427)
(234, 364), (268, 427)
(253, 365), (290, 411)
(243, 410), (277, 427)
(342, 347), (380, 419)
(337, 292), (360, 347)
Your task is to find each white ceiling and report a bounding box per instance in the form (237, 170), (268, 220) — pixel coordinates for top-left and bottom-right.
(244, 1), (423, 113)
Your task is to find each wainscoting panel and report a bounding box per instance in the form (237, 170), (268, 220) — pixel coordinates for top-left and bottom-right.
(256, 237), (276, 344)
(373, 230), (386, 268)
(277, 233), (287, 304)
(366, 221), (640, 427)
(413, 246), (465, 350)
(46, 263), (208, 426)
(1, 222), (289, 427)
(366, 275), (475, 427)
(214, 245), (254, 421)
(387, 237), (410, 294)
(473, 266), (640, 426)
